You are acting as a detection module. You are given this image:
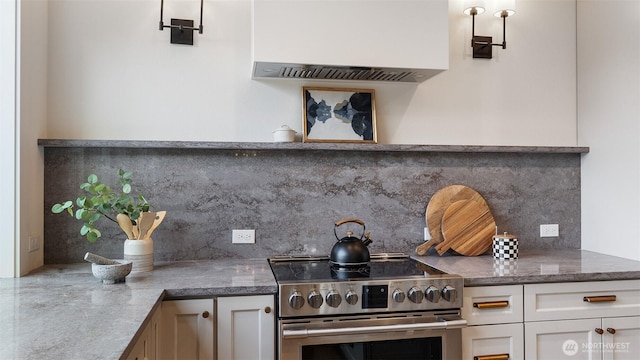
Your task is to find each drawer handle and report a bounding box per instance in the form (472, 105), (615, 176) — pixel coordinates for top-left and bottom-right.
(607, 328), (616, 334)
(473, 301), (509, 309)
(474, 354), (510, 360)
(583, 295), (616, 303)
(595, 327), (604, 334)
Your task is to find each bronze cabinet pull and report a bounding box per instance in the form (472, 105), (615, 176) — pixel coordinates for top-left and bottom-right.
(474, 354), (510, 360)
(607, 328), (616, 334)
(583, 295), (616, 303)
(265, 306), (272, 314)
(473, 301), (509, 309)
(595, 328), (604, 334)
(202, 311), (210, 318)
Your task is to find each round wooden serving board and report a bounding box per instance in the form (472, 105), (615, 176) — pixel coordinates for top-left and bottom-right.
(437, 199), (496, 256)
(415, 185), (488, 255)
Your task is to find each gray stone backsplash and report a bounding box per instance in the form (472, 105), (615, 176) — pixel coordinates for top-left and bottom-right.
(43, 146), (581, 263)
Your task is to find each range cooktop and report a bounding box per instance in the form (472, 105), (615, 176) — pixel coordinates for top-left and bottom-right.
(268, 253), (464, 318)
(269, 253), (444, 283)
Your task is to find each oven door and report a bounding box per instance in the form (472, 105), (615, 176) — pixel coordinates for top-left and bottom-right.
(279, 312), (466, 360)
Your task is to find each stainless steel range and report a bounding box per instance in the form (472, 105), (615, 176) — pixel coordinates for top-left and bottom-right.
(268, 253), (466, 360)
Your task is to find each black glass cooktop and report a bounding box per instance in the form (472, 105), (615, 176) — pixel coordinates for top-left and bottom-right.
(269, 254), (445, 283)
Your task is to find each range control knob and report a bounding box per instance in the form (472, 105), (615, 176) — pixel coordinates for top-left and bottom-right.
(308, 290), (324, 309)
(441, 285), (457, 303)
(425, 286), (441, 303)
(326, 290), (342, 308)
(408, 286), (424, 304)
(345, 290), (359, 305)
(392, 289), (406, 303)
(288, 290), (305, 310)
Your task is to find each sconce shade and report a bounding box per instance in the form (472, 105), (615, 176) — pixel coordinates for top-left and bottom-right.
(463, 0), (485, 15)
(494, 0), (516, 17)
(494, 9), (516, 17)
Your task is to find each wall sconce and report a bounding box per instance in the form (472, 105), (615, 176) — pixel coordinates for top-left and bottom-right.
(159, 0), (204, 45)
(464, 0), (516, 59)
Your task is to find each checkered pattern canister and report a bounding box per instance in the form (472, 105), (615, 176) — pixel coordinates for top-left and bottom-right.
(492, 232), (518, 260)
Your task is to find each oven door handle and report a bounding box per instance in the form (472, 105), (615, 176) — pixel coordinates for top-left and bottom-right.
(282, 319), (467, 339)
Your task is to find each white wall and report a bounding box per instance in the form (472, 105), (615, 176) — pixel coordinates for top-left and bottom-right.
(6, 0), (582, 276)
(46, 0), (578, 146)
(578, 0), (640, 261)
(0, 0), (18, 278)
(0, 0), (47, 278)
(18, 0), (48, 275)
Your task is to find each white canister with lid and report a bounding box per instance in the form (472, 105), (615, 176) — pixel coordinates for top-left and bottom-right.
(492, 232), (518, 260)
(273, 125), (296, 142)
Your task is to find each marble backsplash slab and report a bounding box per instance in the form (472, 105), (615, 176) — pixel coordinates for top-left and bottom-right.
(43, 147), (581, 263)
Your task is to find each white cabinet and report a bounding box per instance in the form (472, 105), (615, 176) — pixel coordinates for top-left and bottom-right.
(217, 295), (275, 360)
(602, 316), (640, 360)
(125, 305), (161, 360)
(524, 280), (640, 360)
(160, 299), (215, 360)
(462, 285), (524, 360)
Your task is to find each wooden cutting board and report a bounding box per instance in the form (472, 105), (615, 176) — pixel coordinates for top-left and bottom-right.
(436, 199), (496, 256)
(415, 185), (488, 255)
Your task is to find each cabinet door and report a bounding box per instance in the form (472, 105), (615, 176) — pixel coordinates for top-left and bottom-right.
(125, 327), (147, 360)
(462, 323), (524, 360)
(525, 318), (602, 359)
(602, 316), (640, 360)
(217, 295), (275, 360)
(126, 306), (160, 360)
(147, 306), (161, 360)
(160, 299), (215, 360)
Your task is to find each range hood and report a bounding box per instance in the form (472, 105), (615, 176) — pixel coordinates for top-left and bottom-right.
(252, 0), (449, 83)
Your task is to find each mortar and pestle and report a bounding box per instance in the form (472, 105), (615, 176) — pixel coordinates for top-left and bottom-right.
(84, 252), (133, 284)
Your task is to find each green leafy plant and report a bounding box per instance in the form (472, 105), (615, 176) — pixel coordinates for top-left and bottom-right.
(52, 169), (151, 242)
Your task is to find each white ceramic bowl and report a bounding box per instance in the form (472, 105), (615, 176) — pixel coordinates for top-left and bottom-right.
(273, 125), (296, 142)
(91, 260), (133, 284)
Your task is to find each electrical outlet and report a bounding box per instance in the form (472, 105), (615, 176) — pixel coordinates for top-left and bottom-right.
(232, 229), (255, 244)
(28, 235), (40, 253)
(540, 224), (559, 237)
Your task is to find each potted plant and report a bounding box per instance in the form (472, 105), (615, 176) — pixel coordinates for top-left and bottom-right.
(52, 169), (163, 272)
(51, 169), (151, 242)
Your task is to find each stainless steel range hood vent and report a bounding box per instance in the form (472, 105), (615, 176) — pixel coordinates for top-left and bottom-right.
(253, 62), (445, 83)
(252, 0), (449, 84)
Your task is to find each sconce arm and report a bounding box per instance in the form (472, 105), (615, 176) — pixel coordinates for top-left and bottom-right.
(159, 0), (204, 34)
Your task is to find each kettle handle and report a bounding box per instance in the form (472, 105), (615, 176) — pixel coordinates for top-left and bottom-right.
(334, 218), (366, 241)
(335, 217), (365, 227)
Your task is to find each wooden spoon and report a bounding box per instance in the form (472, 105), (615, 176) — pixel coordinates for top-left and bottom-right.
(144, 211), (166, 240)
(131, 222), (139, 240)
(137, 212), (156, 240)
(116, 213), (135, 240)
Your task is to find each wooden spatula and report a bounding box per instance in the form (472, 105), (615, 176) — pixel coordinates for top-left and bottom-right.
(144, 211), (166, 240)
(137, 212), (156, 240)
(116, 213), (135, 240)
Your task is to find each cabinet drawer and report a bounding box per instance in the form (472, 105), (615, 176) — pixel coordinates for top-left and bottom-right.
(524, 280), (640, 322)
(462, 323), (524, 360)
(463, 285), (523, 325)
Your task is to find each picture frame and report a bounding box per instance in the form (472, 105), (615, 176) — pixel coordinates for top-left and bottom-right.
(302, 87), (377, 143)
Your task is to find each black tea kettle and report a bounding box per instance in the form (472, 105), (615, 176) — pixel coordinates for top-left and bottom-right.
(330, 218), (373, 267)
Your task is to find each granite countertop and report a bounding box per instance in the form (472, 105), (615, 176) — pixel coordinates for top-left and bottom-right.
(0, 258), (276, 360)
(413, 249), (640, 286)
(2, 250), (639, 359)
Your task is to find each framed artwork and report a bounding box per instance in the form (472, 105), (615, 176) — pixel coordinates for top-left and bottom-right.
(302, 87), (377, 143)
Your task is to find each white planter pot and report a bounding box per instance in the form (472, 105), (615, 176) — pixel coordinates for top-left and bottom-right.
(124, 238), (154, 272)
